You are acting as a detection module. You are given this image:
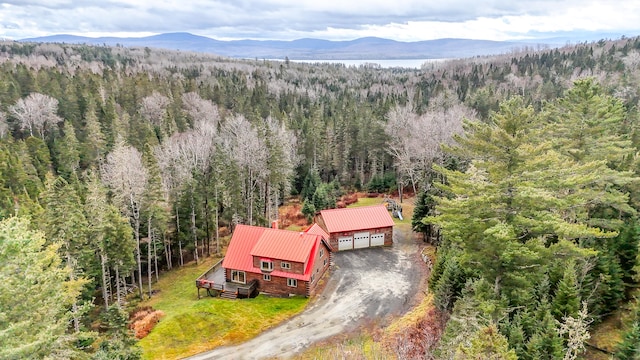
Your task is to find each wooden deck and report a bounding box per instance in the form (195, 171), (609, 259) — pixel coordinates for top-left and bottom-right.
(195, 260), (258, 299)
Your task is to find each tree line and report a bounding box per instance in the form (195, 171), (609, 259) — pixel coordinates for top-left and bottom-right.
(416, 79), (640, 358)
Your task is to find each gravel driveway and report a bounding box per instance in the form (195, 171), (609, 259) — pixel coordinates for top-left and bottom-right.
(186, 226), (422, 360)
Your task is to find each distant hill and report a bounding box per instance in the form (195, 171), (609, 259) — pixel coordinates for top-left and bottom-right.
(21, 32), (541, 60)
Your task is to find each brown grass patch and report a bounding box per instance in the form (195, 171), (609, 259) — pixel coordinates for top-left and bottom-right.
(279, 198), (309, 229)
(130, 307), (166, 339)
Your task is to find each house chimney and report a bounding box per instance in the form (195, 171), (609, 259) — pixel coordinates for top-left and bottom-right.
(271, 220), (278, 229)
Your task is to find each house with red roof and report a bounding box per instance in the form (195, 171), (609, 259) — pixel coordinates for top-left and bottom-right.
(315, 205), (394, 251)
(221, 223), (331, 297)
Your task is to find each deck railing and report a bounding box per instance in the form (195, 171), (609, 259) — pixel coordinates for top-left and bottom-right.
(237, 279), (258, 297)
(195, 259), (224, 298)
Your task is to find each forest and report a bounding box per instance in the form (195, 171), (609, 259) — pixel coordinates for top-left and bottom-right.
(0, 36), (640, 358)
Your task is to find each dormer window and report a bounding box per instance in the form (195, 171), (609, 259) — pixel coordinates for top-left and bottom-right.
(261, 260), (273, 271)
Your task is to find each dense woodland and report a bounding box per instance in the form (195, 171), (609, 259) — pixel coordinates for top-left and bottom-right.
(1, 36), (640, 358)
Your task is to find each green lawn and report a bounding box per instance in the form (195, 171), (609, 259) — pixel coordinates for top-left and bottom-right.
(137, 256), (308, 359)
(347, 195), (414, 226)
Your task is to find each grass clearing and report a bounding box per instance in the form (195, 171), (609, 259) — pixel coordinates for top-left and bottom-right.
(347, 194), (414, 227)
(297, 333), (390, 359)
(137, 256), (308, 359)
(587, 289), (639, 359)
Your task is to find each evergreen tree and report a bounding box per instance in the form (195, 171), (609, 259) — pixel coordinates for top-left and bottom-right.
(142, 145), (168, 297)
(80, 97), (107, 167)
(427, 96), (635, 304)
(54, 121), (81, 180)
(41, 175), (92, 332)
(412, 190), (431, 236)
(92, 305), (141, 360)
(0, 217), (88, 359)
(301, 166), (320, 201)
(85, 173), (135, 308)
(25, 135), (52, 183)
(301, 200), (316, 222)
(455, 324), (517, 360)
(552, 261), (581, 320)
(614, 300), (640, 360)
(525, 305), (564, 360)
(542, 78), (632, 166)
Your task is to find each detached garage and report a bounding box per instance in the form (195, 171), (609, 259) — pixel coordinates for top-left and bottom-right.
(315, 205), (394, 251)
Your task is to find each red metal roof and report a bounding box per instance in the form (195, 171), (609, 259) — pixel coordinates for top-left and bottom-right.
(221, 224), (266, 271)
(251, 228), (318, 263)
(305, 223), (330, 241)
(319, 205), (395, 233)
(222, 224), (325, 281)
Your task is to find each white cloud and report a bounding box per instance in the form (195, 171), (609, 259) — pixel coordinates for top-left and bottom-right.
(1, 0), (640, 41)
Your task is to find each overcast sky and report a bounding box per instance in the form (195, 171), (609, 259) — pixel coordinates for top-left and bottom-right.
(2, 0), (640, 41)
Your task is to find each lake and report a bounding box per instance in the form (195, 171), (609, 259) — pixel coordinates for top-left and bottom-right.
(287, 58), (451, 69)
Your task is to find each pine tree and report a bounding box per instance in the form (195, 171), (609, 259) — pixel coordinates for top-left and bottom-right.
(542, 78), (632, 166)
(552, 261), (581, 320)
(301, 200), (316, 222)
(0, 217), (88, 359)
(412, 190), (431, 236)
(92, 305), (141, 360)
(526, 305), (564, 360)
(41, 175), (92, 333)
(142, 145), (168, 297)
(614, 299), (640, 360)
(81, 97), (107, 167)
(427, 96), (635, 303)
(455, 324), (518, 360)
(85, 173), (135, 308)
(54, 121), (81, 180)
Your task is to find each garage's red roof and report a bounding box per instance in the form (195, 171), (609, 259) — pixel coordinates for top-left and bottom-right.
(319, 205), (394, 233)
(222, 224), (326, 281)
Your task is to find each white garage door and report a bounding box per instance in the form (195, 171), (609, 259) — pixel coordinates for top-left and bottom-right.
(371, 233), (385, 246)
(353, 232), (370, 249)
(338, 236), (353, 251)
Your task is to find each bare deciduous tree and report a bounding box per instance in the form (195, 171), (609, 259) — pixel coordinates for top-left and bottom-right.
(221, 115), (268, 225)
(0, 110), (7, 138)
(558, 302), (591, 360)
(182, 92), (220, 128)
(155, 135), (189, 267)
(385, 102), (472, 195)
(9, 93), (62, 138)
(263, 116), (299, 222)
(101, 142), (148, 299)
(140, 91), (170, 128)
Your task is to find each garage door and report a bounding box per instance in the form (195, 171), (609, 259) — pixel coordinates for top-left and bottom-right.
(338, 236), (353, 251)
(353, 232), (370, 249)
(371, 233), (385, 246)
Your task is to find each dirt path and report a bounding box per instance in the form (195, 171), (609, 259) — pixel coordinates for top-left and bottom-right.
(185, 224), (422, 360)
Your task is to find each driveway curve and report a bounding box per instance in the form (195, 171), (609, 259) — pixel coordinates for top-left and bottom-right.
(186, 226), (422, 360)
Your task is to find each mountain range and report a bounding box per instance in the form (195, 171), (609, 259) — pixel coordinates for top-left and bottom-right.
(20, 32), (554, 60)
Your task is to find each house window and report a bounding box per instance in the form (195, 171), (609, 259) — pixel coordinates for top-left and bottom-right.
(263, 274), (271, 281)
(324, 259), (327, 266)
(287, 278), (297, 287)
(319, 249), (324, 258)
(281, 262), (291, 269)
(311, 274), (315, 283)
(261, 260), (273, 271)
(231, 270), (246, 284)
